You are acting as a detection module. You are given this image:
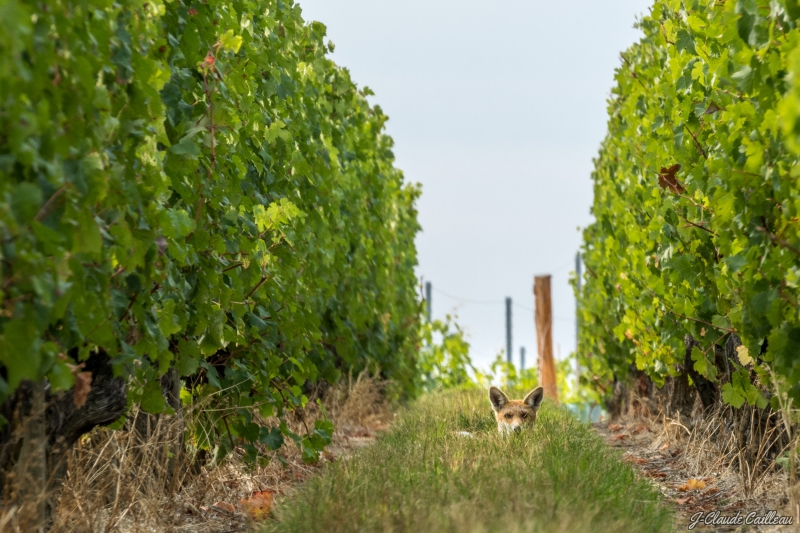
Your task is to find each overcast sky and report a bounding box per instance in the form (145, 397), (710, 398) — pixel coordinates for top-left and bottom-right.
(298, 0), (652, 371)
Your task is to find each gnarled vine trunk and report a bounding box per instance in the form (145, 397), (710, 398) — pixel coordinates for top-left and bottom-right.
(0, 351), (127, 509)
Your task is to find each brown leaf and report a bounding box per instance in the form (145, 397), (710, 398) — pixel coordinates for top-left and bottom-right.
(73, 371), (93, 409)
(675, 496), (692, 505)
(608, 424), (623, 432)
(322, 451), (336, 462)
(211, 501), (235, 514)
(611, 433), (628, 441)
(647, 471), (668, 479)
(622, 452), (648, 464)
(703, 487), (719, 496)
(240, 491), (274, 521)
(678, 478), (706, 492)
(657, 164), (685, 194)
(703, 101), (722, 115)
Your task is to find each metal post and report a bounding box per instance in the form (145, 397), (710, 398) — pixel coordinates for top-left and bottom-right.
(575, 252), (582, 391)
(575, 252), (582, 344)
(520, 346), (526, 371)
(505, 297), (512, 365)
(425, 281), (432, 322)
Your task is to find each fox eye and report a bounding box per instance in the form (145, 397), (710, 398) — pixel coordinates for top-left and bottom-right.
(504, 413), (513, 420)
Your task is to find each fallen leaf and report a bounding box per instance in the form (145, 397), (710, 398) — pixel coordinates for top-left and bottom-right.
(611, 433), (628, 441)
(240, 490), (274, 521)
(623, 453), (648, 464)
(657, 164), (685, 194)
(678, 479), (707, 492)
(659, 442), (670, 451)
(73, 371), (93, 408)
(703, 487), (719, 496)
(647, 471), (668, 479)
(609, 424), (623, 432)
(675, 496), (692, 505)
(322, 451), (336, 462)
(211, 501), (235, 514)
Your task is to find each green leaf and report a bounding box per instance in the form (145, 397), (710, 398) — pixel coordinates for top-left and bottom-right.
(161, 208), (196, 239)
(176, 339), (201, 376)
(73, 210), (102, 254)
(676, 30), (696, 55)
(141, 379), (166, 414)
(10, 182), (42, 224)
(219, 29), (243, 53)
(711, 315), (731, 331)
(260, 426), (284, 450)
(731, 65), (754, 93)
(721, 383), (746, 408)
(691, 345), (717, 381)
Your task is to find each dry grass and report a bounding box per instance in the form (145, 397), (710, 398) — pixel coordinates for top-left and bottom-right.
(0, 371), (391, 533)
(596, 388), (797, 531)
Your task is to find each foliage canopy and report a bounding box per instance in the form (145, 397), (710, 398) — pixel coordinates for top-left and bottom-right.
(0, 0), (421, 459)
(578, 0), (800, 408)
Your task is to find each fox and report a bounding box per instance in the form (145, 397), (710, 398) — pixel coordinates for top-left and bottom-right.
(488, 386), (544, 434)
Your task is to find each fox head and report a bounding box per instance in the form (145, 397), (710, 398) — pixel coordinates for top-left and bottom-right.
(488, 386), (544, 434)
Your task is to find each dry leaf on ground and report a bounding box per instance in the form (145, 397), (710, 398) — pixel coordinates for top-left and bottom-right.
(240, 490), (275, 521)
(211, 501), (235, 514)
(678, 479), (706, 492)
(608, 424), (623, 432)
(622, 453), (648, 465)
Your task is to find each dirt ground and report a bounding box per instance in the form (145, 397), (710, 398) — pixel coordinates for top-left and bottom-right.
(594, 418), (797, 532)
(0, 373), (391, 533)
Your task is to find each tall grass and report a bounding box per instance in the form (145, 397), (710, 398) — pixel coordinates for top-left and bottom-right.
(266, 388), (673, 533)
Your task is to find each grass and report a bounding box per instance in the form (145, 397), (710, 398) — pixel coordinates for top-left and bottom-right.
(264, 388), (674, 533)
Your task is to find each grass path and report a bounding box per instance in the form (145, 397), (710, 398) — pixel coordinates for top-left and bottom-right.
(265, 389), (674, 533)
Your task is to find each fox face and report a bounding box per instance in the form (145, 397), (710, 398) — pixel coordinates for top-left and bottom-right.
(489, 386), (544, 434)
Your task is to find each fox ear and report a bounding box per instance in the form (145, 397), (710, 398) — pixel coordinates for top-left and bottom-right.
(523, 387), (544, 410)
(489, 386), (509, 411)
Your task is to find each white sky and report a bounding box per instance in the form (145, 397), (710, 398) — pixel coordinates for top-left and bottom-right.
(297, 0), (652, 371)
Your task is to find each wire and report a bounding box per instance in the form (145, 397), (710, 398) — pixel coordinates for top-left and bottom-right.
(432, 287), (575, 323)
(432, 287), (504, 305)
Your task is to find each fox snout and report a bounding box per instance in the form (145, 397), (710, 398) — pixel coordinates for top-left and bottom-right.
(488, 386), (544, 434)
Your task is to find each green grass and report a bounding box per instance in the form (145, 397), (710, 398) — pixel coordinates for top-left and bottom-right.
(265, 389), (673, 533)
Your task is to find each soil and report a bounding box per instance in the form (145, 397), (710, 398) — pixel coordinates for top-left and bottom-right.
(594, 419), (796, 532)
(174, 421), (386, 533)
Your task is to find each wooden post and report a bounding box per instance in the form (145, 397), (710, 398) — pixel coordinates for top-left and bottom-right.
(534, 275), (558, 401)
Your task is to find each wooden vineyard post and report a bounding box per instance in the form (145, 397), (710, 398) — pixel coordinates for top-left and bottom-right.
(534, 275), (559, 401)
